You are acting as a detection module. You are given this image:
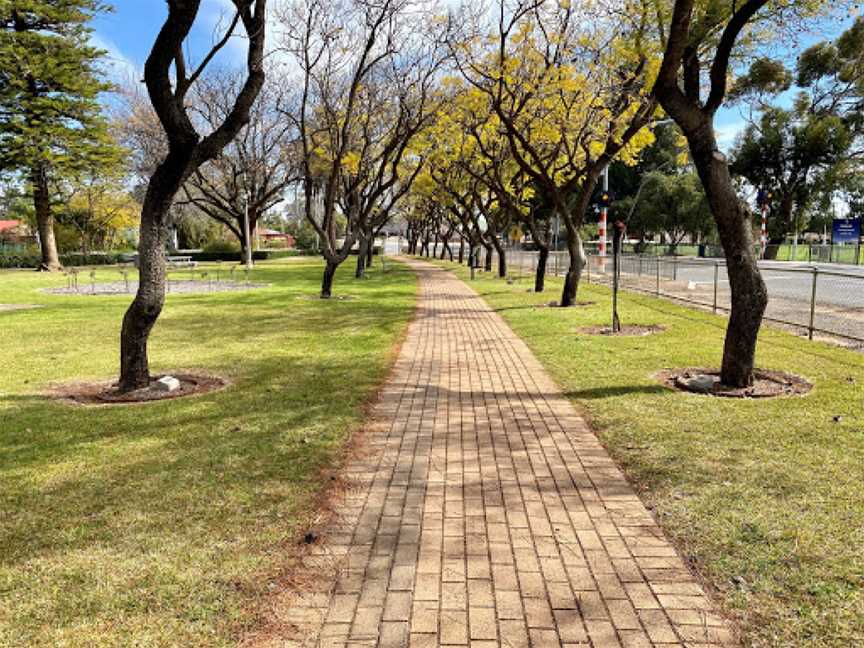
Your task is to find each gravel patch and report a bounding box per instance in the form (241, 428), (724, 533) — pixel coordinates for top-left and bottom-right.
(43, 280), (268, 296)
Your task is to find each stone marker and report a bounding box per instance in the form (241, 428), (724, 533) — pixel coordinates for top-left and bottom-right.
(678, 373), (718, 393)
(155, 376), (182, 393)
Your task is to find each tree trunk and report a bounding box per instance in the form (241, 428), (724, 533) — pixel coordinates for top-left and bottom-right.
(355, 237), (368, 278)
(31, 166), (61, 271)
(764, 196), (794, 260)
(689, 125), (768, 387)
(483, 243), (493, 272)
(242, 209), (254, 269)
(535, 244), (549, 293)
(458, 237), (465, 263)
(119, 186), (170, 391)
(561, 231), (586, 307)
(491, 236), (506, 278)
(321, 259), (338, 298)
(366, 236), (374, 267)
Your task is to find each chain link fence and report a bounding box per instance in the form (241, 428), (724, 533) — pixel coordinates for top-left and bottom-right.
(501, 249), (864, 348)
(580, 241), (864, 265)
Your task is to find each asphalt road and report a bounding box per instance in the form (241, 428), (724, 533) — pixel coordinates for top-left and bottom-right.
(666, 259), (864, 310)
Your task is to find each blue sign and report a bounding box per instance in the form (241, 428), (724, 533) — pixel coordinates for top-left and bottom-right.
(832, 218), (861, 245)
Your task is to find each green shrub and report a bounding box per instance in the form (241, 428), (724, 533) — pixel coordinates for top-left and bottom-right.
(0, 251), (127, 268)
(202, 239), (241, 254)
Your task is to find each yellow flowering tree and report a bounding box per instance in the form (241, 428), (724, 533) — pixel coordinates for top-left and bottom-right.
(451, 0), (662, 306)
(279, 0), (443, 295)
(58, 174), (139, 255)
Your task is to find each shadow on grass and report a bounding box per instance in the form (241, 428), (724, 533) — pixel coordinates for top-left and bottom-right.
(0, 261), (418, 578)
(563, 385), (670, 400)
(0, 351), (394, 568)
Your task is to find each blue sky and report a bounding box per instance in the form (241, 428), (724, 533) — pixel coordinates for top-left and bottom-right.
(92, 2), (856, 150)
(92, 1), (249, 85)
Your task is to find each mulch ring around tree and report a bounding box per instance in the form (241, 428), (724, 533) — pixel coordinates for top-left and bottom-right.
(657, 368), (812, 399)
(50, 373), (228, 406)
(537, 300), (596, 308)
(43, 281), (268, 296)
(0, 304), (43, 312)
(579, 324), (665, 337)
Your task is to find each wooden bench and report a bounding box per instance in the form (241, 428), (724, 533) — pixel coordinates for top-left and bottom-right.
(166, 255), (197, 269)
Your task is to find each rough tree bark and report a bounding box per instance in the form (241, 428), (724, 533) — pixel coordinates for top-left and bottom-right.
(558, 183), (597, 307)
(525, 218), (550, 293)
(560, 227), (587, 307)
(491, 235), (506, 278)
(688, 124), (767, 385)
(322, 258), (338, 297)
(120, 160), (185, 388)
(653, 0), (769, 387)
(535, 245), (549, 293)
(119, 0), (267, 391)
(355, 235), (369, 278)
(31, 165), (61, 271)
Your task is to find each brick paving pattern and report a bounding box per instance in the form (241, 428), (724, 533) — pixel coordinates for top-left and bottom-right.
(274, 260), (737, 647)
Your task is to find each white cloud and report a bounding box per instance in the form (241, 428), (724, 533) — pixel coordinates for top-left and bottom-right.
(714, 120), (746, 151)
(91, 34), (141, 85)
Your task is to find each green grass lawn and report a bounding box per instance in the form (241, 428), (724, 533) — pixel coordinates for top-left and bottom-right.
(0, 258), (416, 648)
(433, 258), (864, 648)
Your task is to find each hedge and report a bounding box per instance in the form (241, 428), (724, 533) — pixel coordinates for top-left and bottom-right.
(0, 252), (129, 269)
(0, 249), (303, 269)
(185, 249), (302, 262)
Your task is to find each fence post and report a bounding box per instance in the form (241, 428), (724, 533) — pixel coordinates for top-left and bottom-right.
(808, 267), (819, 341)
(655, 258), (661, 296)
(672, 255), (678, 281)
(713, 262), (719, 314)
(638, 256), (642, 277)
(586, 255), (591, 283)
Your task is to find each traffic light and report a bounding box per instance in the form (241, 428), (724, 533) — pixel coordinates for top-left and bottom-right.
(597, 190), (613, 208)
(756, 189), (773, 208)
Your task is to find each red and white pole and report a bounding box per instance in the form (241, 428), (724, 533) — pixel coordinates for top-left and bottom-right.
(599, 166), (609, 261)
(760, 203), (768, 259)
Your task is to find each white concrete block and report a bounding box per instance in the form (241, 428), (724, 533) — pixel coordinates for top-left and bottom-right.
(155, 375), (181, 392)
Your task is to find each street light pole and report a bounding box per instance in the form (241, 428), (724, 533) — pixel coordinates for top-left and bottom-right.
(243, 169), (253, 269)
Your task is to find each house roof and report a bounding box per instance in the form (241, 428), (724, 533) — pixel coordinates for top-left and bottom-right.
(0, 220), (22, 232)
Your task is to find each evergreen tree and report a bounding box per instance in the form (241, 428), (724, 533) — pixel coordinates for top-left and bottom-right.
(729, 18), (864, 251)
(0, 0), (121, 270)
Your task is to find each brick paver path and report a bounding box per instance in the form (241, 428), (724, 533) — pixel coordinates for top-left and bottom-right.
(274, 260), (736, 647)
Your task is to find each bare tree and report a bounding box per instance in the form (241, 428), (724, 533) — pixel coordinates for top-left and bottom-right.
(181, 74), (300, 267)
(119, 0), (268, 391)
